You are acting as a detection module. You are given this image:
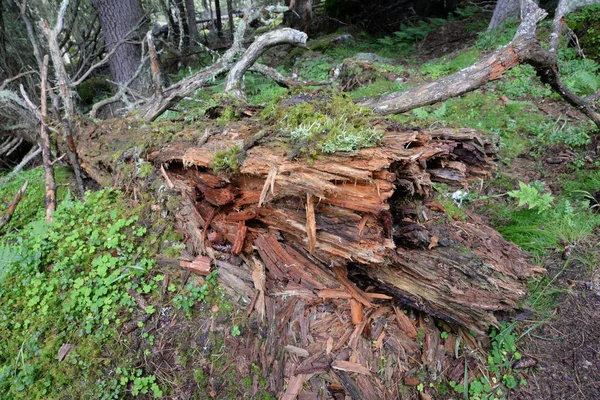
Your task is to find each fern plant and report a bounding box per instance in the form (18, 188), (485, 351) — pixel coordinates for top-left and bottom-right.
(507, 181), (554, 213)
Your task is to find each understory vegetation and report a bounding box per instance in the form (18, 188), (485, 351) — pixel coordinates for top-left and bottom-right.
(2, 4), (600, 399)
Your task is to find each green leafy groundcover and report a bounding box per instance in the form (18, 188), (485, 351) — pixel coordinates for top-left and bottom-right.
(0, 171), (163, 398)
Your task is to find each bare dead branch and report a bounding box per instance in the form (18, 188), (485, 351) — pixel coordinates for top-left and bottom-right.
(8, 145), (41, 177)
(224, 29), (308, 99)
(146, 31), (163, 98)
(248, 64), (300, 88)
(19, 83), (43, 121)
(0, 180), (29, 231)
(40, 55), (56, 222)
(89, 54), (149, 118)
(0, 71), (36, 91)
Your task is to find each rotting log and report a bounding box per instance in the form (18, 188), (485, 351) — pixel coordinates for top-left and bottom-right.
(87, 120), (543, 335)
(75, 109), (541, 397)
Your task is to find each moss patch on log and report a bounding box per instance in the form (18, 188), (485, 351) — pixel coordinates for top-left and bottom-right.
(264, 92), (384, 160)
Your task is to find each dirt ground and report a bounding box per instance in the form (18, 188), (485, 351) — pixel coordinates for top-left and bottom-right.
(517, 249), (600, 400)
(498, 127), (600, 400)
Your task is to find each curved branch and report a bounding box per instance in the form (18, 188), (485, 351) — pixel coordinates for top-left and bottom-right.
(224, 28), (308, 99)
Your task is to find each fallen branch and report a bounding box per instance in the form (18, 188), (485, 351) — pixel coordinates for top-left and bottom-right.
(40, 55), (56, 222)
(0, 180), (29, 231)
(248, 64), (300, 88)
(358, 0), (546, 114)
(6, 146), (41, 179)
(358, 0), (600, 129)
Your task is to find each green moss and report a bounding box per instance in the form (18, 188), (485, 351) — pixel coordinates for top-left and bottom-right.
(0, 167), (72, 232)
(271, 92), (383, 159)
(137, 161), (154, 178)
(0, 187), (165, 398)
(76, 77), (112, 105)
(211, 145), (243, 173)
(421, 49), (480, 79)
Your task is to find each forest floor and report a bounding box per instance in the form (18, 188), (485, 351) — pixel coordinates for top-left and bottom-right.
(1, 7), (600, 400)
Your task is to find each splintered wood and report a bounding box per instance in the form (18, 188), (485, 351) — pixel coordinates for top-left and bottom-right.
(78, 120), (543, 399)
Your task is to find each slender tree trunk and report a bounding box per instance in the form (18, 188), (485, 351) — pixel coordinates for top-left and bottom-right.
(39, 55), (55, 222)
(214, 0), (222, 38)
(288, 0), (312, 31)
(174, 0), (189, 47)
(185, 0), (199, 43)
(226, 0), (234, 38)
(90, 0), (147, 90)
(159, 0), (177, 43)
(488, 0), (521, 30)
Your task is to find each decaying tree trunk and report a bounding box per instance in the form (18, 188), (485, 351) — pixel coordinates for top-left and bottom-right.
(75, 115), (543, 335)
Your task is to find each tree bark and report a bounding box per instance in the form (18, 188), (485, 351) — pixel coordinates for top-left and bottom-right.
(174, 0), (189, 48)
(226, 0), (234, 38)
(488, 0), (520, 31)
(214, 0), (223, 38)
(185, 0), (199, 43)
(288, 0), (313, 31)
(90, 0), (147, 90)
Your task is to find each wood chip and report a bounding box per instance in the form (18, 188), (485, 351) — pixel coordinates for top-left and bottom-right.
(393, 305), (418, 339)
(180, 255), (212, 276)
(350, 299), (363, 325)
(258, 165), (278, 207)
(282, 374), (307, 400)
(404, 377), (420, 386)
(284, 345), (310, 358)
(57, 343), (74, 362)
(428, 233), (439, 249)
(326, 337), (334, 355)
(331, 360), (371, 375)
(231, 220), (247, 255)
(306, 194), (317, 254)
(333, 265), (374, 308)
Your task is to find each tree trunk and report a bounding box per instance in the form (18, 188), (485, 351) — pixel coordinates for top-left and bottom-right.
(226, 0), (234, 38)
(75, 115), (543, 335)
(288, 0), (313, 31)
(185, 0), (199, 43)
(159, 0), (177, 43)
(90, 0), (147, 90)
(214, 0), (223, 38)
(174, 0), (189, 48)
(488, 0), (521, 31)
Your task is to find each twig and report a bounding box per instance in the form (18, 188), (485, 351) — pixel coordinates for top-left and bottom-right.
(18, 84), (42, 121)
(7, 145), (41, 177)
(0, 180), (29, 231)
(0, 71), (36, 91)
